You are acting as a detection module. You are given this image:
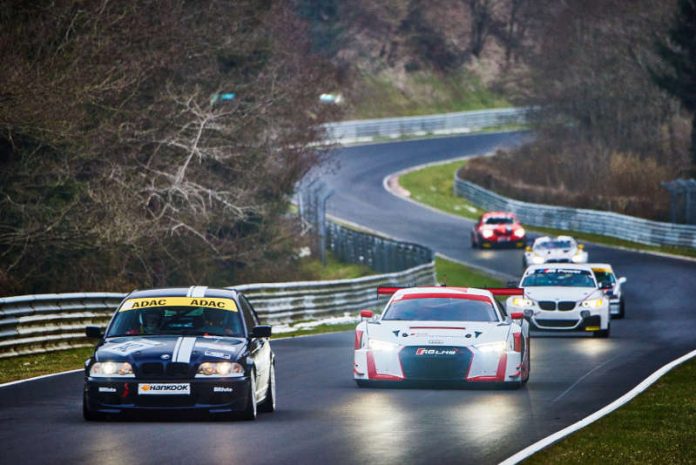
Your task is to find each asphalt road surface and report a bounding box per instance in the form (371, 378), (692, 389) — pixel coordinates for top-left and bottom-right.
(2, 132), (695, 465)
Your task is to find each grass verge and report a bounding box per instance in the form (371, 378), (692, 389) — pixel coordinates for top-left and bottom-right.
(399, 160), (696, 259)
(0, 257), (500, 384)
(524, 357), (696, 464)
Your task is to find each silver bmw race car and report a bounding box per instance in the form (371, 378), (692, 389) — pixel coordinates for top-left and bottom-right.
(523, 235), (588, 270)
(353, 286), (530, 388)
(507, 264), (611, 337)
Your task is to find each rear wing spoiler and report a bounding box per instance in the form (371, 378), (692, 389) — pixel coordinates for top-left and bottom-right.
(377, 286), (523, 297)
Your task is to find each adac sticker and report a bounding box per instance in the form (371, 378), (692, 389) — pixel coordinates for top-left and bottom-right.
(119, 297), (238, 312)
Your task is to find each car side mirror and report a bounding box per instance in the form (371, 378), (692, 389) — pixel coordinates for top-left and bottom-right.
(618, 277), (627, 285)
(251, 325), (272, 338)
(525, 246), (532, 252)
(510, 312), (524, 320)
(85, 326), (102, 339)
(523, 309), (534, 319)
(578, 243), (585, 250)
(360, 309), (374, 319)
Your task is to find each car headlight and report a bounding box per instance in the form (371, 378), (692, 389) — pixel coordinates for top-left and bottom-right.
(581, 298), (604, 309)
(368, 339), (400, 352)
(511, 297), (534, 307)
(531, 255), (545, 264)
(571, 253), (585, 263)
(513, 228), (525, 238)
(90, 361), (134, 378)
(474, 341), (507, 353)
(196, 362), (244, 378)
(481, 229), (494, 238)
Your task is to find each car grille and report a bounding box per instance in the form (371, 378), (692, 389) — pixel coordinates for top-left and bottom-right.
(535, 319), (579, 328)
(545, 259), (570, 263)
(538, 301), (557, 310)
(135, 396), (197, 408)
(399, 346), (472, 380)
(557, 301), (576, 311)
(137, 362), (193, 379)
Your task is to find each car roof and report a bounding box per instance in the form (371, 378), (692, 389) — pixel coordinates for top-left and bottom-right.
(482, 211), (516, 218)
(126, 286), (239, 300)
(588, 263), (614, 272)
(391, 286), (495, 301)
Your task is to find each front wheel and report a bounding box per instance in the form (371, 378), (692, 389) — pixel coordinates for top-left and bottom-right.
(355, 379), (372, 388)
(82, 393), (107, 421)
(594, 325), (611, 338)
(258, 363), (275, 413)
(616, 299), (626, 319)
(239, 372), (257, 421)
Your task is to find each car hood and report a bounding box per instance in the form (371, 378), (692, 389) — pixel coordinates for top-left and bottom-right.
(367, 320), (510, 347)
(524, 287), (600, 302)
(95, 335), (246, 365)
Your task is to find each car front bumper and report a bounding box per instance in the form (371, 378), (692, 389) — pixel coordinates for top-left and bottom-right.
(84, 376), (251, 414)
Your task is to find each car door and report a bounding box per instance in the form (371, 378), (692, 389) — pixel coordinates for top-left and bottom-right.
(239, 294), (271, 398)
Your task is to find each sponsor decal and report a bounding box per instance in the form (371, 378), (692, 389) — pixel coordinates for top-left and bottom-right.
(415, 348), (458, 356)
(392, 330), (400, 337)
(427, 339), (444, 345)
(204, 350), (231, 360)
(119, 297), (237, 312)
(138, 383), (191, 395)
(196, 342), (237, 351)
(101, 339), (162, 355)
(98, 387), (117, 393)
(213, 386), (233, 393)
(474, 331), (482, 338)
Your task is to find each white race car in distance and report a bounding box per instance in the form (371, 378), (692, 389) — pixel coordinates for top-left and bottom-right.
(523, 236), (587, 269)
(590, 264), (627, 319)
(353, 286), (530, 388)
(507, 264), (610, 337)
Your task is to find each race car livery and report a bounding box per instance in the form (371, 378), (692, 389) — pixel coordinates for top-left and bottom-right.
(83, 286), (275, 421)
(353, 286), (530, 387)
(591, 264), (627, 319)
(523, 235), (587, 269)
(507, 264), (611, 337)
(471, 211), (526, 249)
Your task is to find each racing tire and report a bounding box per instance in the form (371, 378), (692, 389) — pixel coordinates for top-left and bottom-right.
(470, 235), (478, 249)
(355, 379), (372, 388)
(82, 394), (107, 422)
(616, 299), (626, 319)
(257, 363), (276, 413)
(593, 326), (611, 338)
(522, 339), (531, 385)
(239, 371), (257, 421)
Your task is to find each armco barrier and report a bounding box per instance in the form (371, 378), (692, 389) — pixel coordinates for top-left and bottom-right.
(454, 176), (696, 248)
(324, 108), (527, 144)
(0, 263), (434, 358)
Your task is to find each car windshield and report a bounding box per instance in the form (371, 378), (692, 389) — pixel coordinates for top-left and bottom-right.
(107, 297), (245, 337)
(382, 298), (499, 322)
(522, 269), (596, 287)
(536, 240), (573, 250)
(593, 271), (616, 288)
(484, 217), (514, 225)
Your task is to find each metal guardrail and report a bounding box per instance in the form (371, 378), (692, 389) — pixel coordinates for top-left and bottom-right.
(0, 223), (435, 358)
(326, 222), (433, 273)
(454, 176), (696, 248)
(324, 108), (528, 144)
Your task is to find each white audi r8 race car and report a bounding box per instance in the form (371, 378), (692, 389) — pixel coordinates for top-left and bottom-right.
(507, 264), (611, 337)
(353, 286), (530, 388)
(523, 235), (587, 269)
(590, 264), (627, 319)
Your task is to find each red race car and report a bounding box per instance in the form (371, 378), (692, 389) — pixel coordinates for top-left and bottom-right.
(471, 211), (526, 249)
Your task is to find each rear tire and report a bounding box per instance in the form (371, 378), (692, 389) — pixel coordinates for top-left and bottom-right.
(239, 372), (257, 421)
(258, 363), (275, 413)
(471, 235), (478, 249)
(355, 379), (371, 388)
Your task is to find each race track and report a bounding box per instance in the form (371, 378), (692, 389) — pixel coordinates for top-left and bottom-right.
(2, 132), (695, 465)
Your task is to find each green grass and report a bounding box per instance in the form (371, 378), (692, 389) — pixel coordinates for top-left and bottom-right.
(435, 256), (503, 288)
(399, 160), (696, 259)
(298, 254), (375, 280)
(0, 257), (502, 383)
(349, 71), (510, 119)
(524, 358), (696, 464)
(0, 346), (93, 384)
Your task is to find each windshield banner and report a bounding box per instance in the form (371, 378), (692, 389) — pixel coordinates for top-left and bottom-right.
(119, 297), (238, 312)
